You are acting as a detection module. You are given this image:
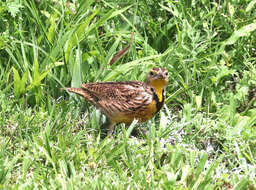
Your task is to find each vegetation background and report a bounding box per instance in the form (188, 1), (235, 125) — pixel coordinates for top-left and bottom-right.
(0, 0), (256, 189)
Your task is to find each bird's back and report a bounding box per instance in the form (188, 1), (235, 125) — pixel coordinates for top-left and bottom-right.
(65, 81), (157, 123)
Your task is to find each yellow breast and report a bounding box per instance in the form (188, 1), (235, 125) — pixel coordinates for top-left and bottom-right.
(107, 79), (166, 124)
(110, 100), (158, 124)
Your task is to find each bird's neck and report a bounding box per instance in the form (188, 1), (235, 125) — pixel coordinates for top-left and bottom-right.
(150, 80), (166, 102)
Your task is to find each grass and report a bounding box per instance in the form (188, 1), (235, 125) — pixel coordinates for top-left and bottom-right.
(1, 0), (256, 189)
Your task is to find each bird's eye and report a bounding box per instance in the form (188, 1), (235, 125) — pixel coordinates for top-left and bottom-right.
(164, 72), (168, 76)
(149, 71), (154, 76)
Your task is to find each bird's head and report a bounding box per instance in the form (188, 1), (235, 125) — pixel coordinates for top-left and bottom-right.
(146, 68), (168, 89)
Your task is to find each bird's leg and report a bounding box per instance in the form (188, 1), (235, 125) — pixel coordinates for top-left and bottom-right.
(100, 118), (115, 137)
(107, 122), (115, 136)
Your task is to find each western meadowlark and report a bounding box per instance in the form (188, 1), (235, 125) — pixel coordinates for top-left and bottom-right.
(62, 68), (168, 134)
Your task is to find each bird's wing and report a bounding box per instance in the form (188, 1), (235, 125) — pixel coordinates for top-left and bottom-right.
(81, 82), (145, 101)
(81, 82), (153, 114)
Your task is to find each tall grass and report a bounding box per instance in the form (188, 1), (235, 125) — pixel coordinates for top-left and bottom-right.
(0, 0), (256, 188)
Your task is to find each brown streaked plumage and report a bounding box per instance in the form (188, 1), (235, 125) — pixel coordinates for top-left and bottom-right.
(62, 68), (168, 134)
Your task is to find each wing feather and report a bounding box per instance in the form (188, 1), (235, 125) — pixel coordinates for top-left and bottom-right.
(81, 81), (153, 116)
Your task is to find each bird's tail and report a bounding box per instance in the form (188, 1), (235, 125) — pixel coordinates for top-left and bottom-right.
(61, 87), (87, 97)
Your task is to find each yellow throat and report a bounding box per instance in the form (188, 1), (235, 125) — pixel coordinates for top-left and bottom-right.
(150, 79), (167, 102)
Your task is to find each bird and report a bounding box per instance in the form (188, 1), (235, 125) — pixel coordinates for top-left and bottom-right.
(62, 67), (168, 135)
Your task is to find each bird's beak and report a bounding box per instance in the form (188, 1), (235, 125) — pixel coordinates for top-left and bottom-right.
(156, 74), (164, 79)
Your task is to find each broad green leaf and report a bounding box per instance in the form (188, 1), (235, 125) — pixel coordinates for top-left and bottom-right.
(221, 23), (256, 51)
(65, 8), (100, 62)
(195, 95), (202, 109)
(91, 109), (101, 131)
(47, 16), (56, 44)
(33, 59), (40, 81)
(246, 0), (256, 12)
(159, 3), (179, 17)
(71, 49), (82, 88)
(20, 70), (28, 94)
(12, 67), (21, 97)
(213, 64), (236, 85)
(195, 153), (208, 179)
(234, 114), (249, 130)
(229, 95), (236, 126)
(26, 58), (50, 90)
(11, 66), (27, 98)
(27, 70), (49, 90)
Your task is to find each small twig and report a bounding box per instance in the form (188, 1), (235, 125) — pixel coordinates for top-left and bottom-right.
(110, 32), (134, 66)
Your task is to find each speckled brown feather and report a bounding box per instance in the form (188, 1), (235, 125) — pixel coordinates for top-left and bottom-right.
(66, 82), (153, 118)
(62, 68), (168, 134)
